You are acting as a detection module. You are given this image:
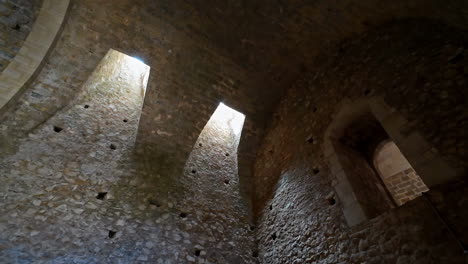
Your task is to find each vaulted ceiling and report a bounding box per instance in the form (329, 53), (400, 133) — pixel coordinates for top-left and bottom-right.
(142, 0), (468, 90)
(1, 0), (467, 211)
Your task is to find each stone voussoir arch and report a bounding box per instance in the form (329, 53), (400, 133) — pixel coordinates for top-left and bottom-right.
(0, 0), (71, 116)
(322, 96), (461, 226)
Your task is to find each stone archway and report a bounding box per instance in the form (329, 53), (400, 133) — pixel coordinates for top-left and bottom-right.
(373, 140), (429, 206)
(323, 97), (461, 226)
(0, 0), (70, 115)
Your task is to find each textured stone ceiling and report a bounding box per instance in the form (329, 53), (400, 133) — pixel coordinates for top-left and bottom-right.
(144, 0), (468, 87)
(132, 0), (468, 213)
(1, 0), (467, 217)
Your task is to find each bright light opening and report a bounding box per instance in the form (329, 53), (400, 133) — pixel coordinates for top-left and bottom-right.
(82, 49), (150, 122)
(114, 50), (150, 96)
(209, 103), (245, 138)
(125, 55), (149, 75)
(181, 101), (247, 221)
(132, 56), (145, 64)
(87, 49), (151, 99)
(187, 102), (245, 157)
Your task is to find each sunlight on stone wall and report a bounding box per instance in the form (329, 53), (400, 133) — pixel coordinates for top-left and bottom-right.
(84, 49), (149, 112)
(0, 49), (150, 263)
(203, 102), (245, 141)
(374, 141), (429, 205)
(177, 103), (256, 263)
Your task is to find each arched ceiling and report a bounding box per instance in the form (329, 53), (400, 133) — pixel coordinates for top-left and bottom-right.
(142, 0), (468, 89)
(1, 0), (467, 215)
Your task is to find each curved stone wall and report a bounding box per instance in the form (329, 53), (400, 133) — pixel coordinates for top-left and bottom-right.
(0, 48), (258, 263)
(0, 48), (152, 263)
(0, 0), (43, 72)
(0, 0), (467, 263)
(254, 20), (468, 263)
(1, 0), (468, 219)
(0, 0), (70, 115)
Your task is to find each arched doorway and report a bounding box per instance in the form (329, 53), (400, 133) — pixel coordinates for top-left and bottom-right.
(324, 97), (460, 226)
(373, 140), (429, 206)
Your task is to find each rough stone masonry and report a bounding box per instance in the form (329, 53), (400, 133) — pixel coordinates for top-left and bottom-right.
(0, 0), (42, 71)
(0, 0), (467, 263)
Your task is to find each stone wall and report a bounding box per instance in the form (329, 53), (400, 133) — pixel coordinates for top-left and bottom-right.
(0, 49), (256, 263)
(0, 49), (151, 263)
(1, 0), (468, 225)
(334, 141), (394, 219)
(373, 141), (429, 205)
(0, 1), (271, 262)
(382, 168), (429, 206)
(0, 0), (43, 72)
(1, 0), (468, 263)
(374, 141), (429, 205)
(0, 0), (274, 217)
(180, 104), (255, 263)
(253, 20), (468, 263)
(2, 0), (468, 215)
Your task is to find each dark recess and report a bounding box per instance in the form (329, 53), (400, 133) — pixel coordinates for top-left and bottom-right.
(96, 192), (107, 200)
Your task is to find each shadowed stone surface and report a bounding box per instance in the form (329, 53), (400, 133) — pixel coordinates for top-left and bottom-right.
(1, 0), (468, 213)
(0, 0), (43, 72)
(0, 49), (153, 263)
(0, 0), (467, 263)
(253, 21), (468, 263)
